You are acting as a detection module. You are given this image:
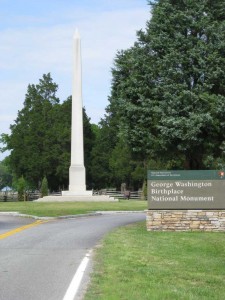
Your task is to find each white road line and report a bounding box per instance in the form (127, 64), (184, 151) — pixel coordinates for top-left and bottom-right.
(63, 250), (92, 300)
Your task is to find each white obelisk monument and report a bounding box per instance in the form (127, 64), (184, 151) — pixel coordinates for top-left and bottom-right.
(62, 29), (92, 196)
(35, 30), (117, 201)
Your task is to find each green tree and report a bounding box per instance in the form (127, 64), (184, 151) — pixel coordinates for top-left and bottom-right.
(0, 158), (12, 190)
(40, 176), (48, 197)
(1, 78), (97, 191)
(2, 74), (70, 189)
(90, 116), (118, 189)
(53, 96), (72, 190)
(109, 138), (147, 190)
(83, 108), (96, 189)
(1, 73), (61, 189)
(109, 139), (133, 189)
(109, 0), (225, 170)
(16, 176), (27, 201)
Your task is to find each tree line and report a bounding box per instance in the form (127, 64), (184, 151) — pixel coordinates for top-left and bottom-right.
(1, 0), (225, 192)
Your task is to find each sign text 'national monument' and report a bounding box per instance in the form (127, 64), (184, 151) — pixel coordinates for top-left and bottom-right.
(148, 170), (225, 210)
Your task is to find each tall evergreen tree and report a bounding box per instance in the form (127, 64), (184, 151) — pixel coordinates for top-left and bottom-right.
(90, 117), (117, 189)
(2, 73), (60, 188)
(109, 0), (225, 170)
(1, 80), (97, 191)
(0, 158), (12, 190)
(52, 96), (72, 189)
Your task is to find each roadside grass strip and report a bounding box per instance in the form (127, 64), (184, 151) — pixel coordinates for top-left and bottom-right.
(0, 220), (48, 240)
(0, 201), (146, 217)
(85, 222), (225, 300)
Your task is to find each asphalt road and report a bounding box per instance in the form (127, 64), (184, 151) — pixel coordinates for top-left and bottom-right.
(0, 213), (145, 300)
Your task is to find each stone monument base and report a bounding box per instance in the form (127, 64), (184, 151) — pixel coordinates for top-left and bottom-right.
(35, 195), (118, 202)
(147, 210), (225, 232)
(62, 190), (92, 196)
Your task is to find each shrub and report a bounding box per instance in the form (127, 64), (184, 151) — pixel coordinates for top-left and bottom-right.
(41, 176), (48, 197)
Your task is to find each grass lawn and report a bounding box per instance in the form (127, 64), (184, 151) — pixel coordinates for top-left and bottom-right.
(0, 200), (146, 217)
(85, 222), (225, 300)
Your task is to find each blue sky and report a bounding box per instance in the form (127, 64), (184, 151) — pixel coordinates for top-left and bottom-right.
(0, 0), (150, 160)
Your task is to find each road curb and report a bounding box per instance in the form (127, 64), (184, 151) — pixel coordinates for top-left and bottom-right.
(0, 211), (102, 220)
(0, 211), (145, 220)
